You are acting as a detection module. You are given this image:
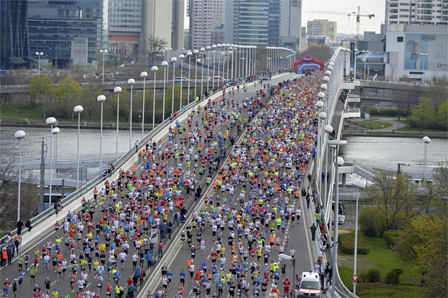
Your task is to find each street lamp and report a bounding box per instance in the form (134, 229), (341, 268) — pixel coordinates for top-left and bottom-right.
(46, 117), (56, 207)
(226, 44), (230, 81)
(212, 45), (216, 90)
(186, 51), (193, 104)
(327, 139), (347, 298)
(52, 127), (60, 169)
(206, 46), (211, 92)
(100, 49), (108, 84)
(279, 254), (296, 290)
(352, 178), (366, 296)
(97, 95), (106, 176)
(15, 130), (26, 221)
(217, 44), (221, 85)
(127, 79), (135, 149)
(200, 47), (205, 100)
(179, 54), (185, 109)
(318, 111), (327, 193)
(74, 105), (83, 189)
(140, 71), (148, 139)
(114, 86), (122, 160)
(171, 57), (178, 114)
(161, 61), (168, 121)
(35, 52), (43, 75)
(423, 136), (431, 182)
(151, 66), (158, 129)
(193, 49), (199, 101)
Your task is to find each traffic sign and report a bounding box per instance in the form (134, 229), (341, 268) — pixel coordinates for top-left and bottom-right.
(150, 229), (159, 244)
(352, 275), (359, 283)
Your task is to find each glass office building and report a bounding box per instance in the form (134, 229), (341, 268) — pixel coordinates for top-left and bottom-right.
(0, 0), (29, 69)
(27, 0), (108, 67)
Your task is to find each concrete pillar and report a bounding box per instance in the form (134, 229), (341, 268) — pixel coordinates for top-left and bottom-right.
(342, 173), (347, 188)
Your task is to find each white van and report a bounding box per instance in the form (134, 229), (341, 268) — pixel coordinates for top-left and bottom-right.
(295, 271), (321, 297)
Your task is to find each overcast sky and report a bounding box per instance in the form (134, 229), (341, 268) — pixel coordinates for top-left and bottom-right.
(184, 0), (386, 35)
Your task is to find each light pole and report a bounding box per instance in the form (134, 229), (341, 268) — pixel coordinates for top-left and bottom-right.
(97, 95), (106, 176)
(140, 71), (148, 139)
(100, 49), (108, 84)
(161, 61), (168, 121)
(128, 79), (135, 149)
(230, 45), (235, 81)
(323, 124), (333, 209)
(151, 66), (158, 128)
(15, 130), (25, 221)
(114, 87), (122, 160)
(217, 44), (221, 85)
(267, 57), (271, 74)
(328, 139), (347, 298)
(206, 46), (211, 92)
(241, 58), (245, 79)
(179, 54), (185, 108)
(74, 105), (83, 189)
(35, 52), (43, 75)
(352, 178), (366, 296)
(200, 47), (205, 99)
(279, 254), (296, 290)
(423, 136), (431, 182)
(226, 43), (230, 82)
(212, 45), (216, 90)
(46, 117), (56, 207)
(187, 51), (192, 104)
(53, 127), (60, 168)
(171, 56), (178, 113)
(194, 49), (199, 101)
(318, 111), (327, 193)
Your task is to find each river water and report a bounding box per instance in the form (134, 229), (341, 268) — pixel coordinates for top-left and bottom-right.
(1, 126), (447, 171)
(341, 136), (448, 171)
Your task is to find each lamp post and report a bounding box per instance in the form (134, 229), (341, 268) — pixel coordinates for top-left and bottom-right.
(318, 111), (327, 193)
(100, 49), (108, 84)
(194, 49), (199, 101)
(230, 45), (235, 82)
(327, 139), (347, 298)
(97, 95), (106, 175)
(74, 106), (83, 189)
(226, 44), (230, 82)
(179, 54), (185, 108)
(151, 66), (158, 128)
(352, 178), (366, 296)
(200, 47), (205, 100)
(206, 46), (211, 92)
(315, 100), (324, 179)
(279, 254), (296, 290)
(127, 79), (135, 149)
(212, 45), (216, 90)
(53, 127), (60, 168)
(15, 130), (25, 221)
(186, 51), (192, 104)
(140, 71), (148, 139)
(171, 56), (178, 113)
(423, 136), (431, 182)
(267, 57), (271, 74)
(114, 87), (122, 160)
(46, 117), (56, 206)
(241, 58), (246, 80)
(323, 124), (333, 209)
(35, 52), (43, 75)
(161, 61), (168, 121)
(217, 44), (221, 85)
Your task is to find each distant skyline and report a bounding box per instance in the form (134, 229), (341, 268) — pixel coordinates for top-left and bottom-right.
(184, 0), (386, 35)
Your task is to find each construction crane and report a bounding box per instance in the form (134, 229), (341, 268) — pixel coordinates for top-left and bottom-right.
(306, 6), (375, 48)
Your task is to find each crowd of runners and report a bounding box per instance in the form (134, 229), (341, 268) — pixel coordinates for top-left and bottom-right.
(1, 71), (332, 298)
(150, 71), (331, 298)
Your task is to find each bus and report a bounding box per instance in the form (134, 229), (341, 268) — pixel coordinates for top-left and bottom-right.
(331, 201), (346, 224)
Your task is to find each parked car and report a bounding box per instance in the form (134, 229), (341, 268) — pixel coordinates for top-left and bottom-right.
(174, 77), (189, 82)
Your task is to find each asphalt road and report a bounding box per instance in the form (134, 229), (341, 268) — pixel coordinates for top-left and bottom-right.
(0, 74), (298, 298)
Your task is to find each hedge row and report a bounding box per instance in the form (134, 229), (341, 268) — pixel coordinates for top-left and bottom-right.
(339, 231), (370, 255)
(383, 230), (400, 248)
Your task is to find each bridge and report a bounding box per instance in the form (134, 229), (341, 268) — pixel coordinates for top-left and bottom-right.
(353, 80), (430, 103)
(0, 47), (363, 298)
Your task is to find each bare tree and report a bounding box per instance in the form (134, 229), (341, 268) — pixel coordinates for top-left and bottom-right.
(145, 35), (168, 66)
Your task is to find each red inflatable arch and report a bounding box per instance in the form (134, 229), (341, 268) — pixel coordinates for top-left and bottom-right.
(291, 55), (324, 70)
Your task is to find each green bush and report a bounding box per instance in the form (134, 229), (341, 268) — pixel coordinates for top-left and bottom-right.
(339, 232), (370, 255)
(367, 268), (381, 283)
(363, 107), (408, 117)
(359, 207), (383, 237)
(383, 230), (400, 248)
(360, 273), (369, 283)
(384, 268), (404, 285)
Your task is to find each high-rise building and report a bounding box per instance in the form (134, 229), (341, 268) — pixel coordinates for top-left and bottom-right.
(140, 0), (173, 55)
(188, 0), (225, 49)
(279, 0), (302, 47)
(307, 19), (337, 42)
(224, 0), (280, 46)
(385, 0), (448, 26)
(27, 0), (108, 67)
(0, 0), (29, 69)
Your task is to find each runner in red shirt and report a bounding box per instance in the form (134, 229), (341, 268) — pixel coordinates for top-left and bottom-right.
(283, 278), (291, 296)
